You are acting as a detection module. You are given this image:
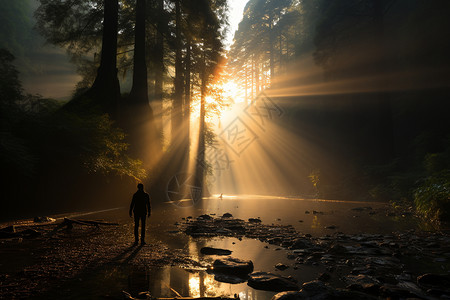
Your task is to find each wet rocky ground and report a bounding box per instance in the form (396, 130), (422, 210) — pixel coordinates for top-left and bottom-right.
(0, 218), (201, 299)
(1, 204), (450, 299)
(175, 212), (450, 299)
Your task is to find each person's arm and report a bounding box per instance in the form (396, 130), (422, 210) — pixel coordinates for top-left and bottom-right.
(129, 196), (135, 217)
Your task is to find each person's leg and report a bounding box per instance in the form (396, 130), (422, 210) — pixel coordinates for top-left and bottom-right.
(134, 215), (139, 244)
(140, 215), (146, 244)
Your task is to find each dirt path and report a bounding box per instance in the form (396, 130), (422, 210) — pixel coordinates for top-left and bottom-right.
(0, 211), (198, 299)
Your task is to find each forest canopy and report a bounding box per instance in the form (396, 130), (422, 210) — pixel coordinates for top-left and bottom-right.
(0, 0), (449, 225)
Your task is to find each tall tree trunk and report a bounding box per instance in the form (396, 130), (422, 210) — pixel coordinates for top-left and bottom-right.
(255, 55), (260, 95)
(251, 58), (254, 99)
(172, 0), (183, 144)
(196, 52), (207, 196)
(89, 0), (120, 117)
(154, 0), (165, 134)
(244, 66), (248, 104)
(269, 17), (275, 83)
(279, 32), (283, 73)
(126, 0), (156, 169)
(129, 0), (148, 104)
(184, 38), (191, 155)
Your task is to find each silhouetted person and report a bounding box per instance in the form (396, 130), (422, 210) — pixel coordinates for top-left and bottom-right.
(129, 183), (151, 245)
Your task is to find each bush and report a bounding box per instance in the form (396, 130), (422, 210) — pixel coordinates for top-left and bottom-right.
(414, 172), (450, 224)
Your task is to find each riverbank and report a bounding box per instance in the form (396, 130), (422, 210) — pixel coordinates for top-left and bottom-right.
(1, 197), (449, 299)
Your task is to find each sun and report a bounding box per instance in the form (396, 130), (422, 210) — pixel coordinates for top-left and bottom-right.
(223, 80), (245, 103)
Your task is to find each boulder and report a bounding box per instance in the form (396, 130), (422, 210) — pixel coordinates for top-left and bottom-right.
(271, 291), (303, 300)
(222, 213), (233, 218)
(417, 273), (450, 290)
(197, 214), (213, 220)
(213, 273), (247, 284)
(327, 244), (347, 255)
(275, 263), (289, 270)
(200, 247), (232, 256)
(249, 218), (262, 223)
(211, 257), (254, 275)
(271, 281), (379, 300)
(289, 238), (311, 250)
(248, 271), (299, 292)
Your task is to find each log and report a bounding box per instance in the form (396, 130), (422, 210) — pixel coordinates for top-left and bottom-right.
(156, 297), (239, 300)
(50, 218), (118, 234)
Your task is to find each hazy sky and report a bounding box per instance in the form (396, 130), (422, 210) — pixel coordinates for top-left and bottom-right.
(225, 0), (248, 48)
(3, 0), (248, 100)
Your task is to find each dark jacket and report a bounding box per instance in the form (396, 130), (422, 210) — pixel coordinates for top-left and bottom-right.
(129, 190), (151, 216)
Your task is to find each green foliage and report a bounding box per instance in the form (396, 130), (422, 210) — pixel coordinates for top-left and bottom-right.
(308, 169), (320, 193)
(80, 114), (147, 181)
(0, 0), (34, 57)
(0, 49), (22, 111)
(45, 110), (147, 181)
(414, 172), (450, 225)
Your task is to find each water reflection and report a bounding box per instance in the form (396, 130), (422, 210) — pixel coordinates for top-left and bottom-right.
(95, 196), (422, 299)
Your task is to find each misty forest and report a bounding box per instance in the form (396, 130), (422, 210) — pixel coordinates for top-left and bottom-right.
(1, 0), (450, 299)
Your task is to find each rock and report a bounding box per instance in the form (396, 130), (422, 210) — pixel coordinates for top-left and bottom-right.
(0, 231), (19, 239)
(379, 284), (420, 299)
(434, 257), (447, 262)
(222, 213), (233, 218)
(200, 247), (232, 255)
(396, 281), (422, 295)
(20, 229), (41, 238)
(327, 244), (347, 254)
(272, 281), (378, 300)
(267, 237), (283, 245)
(300, 280), (330, 296)
(0, 225), (15, 233)
(300, 281), (378, 299)
(317, 272), (331, 282)
(211, 257), (254, 275)
(345, 274), (380, 286)
(213, 273), (247, 284)
(248, 271), (299, 292)
(305, 211), (310, 214)
(325, 225), (337, 229)
(351, 207), (372, 212)
(0, 226), (19, 239)
(289, 238), (311, 250)
(271, 291), (304, 300)
(248, 218), (262, 223)
(33, 216), (56, 223)
(197, 214), (213, 220)
(417, 273), (450, 290)
(275, 263), (289, 270)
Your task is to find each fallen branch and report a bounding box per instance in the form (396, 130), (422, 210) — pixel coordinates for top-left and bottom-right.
(49, 218), (119, 234)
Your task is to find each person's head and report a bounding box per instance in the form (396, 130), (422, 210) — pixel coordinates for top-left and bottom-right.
(137, 183), (144, 191)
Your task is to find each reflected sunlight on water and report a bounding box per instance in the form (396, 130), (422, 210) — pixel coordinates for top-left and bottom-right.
(50, 196), (422, 299)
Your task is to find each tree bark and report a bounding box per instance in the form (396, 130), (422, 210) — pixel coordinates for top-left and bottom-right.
(172, 0), (184, 144)
(154, 0), (164, 133)
(125, 0), (157, 169)
(196, 53), (207, 196)
(89, 0), (120, 117)
(269, 16), (275, 83)
(129, 0), (148, 104)
(184, 38), (191, 155)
